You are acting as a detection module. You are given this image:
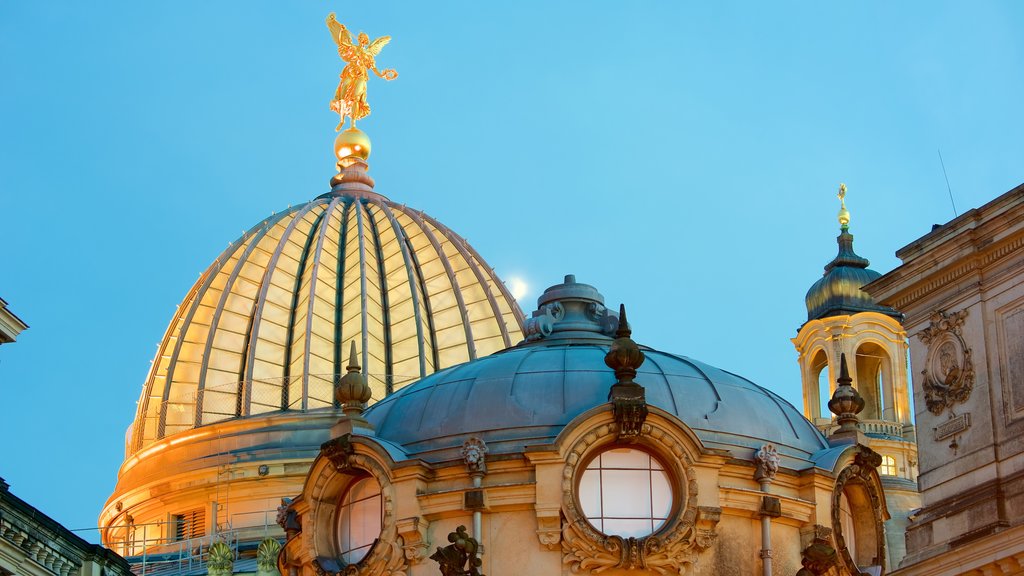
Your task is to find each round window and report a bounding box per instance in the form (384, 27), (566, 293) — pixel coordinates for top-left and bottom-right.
(578, 447), (673, 538)
(335, 477), (383, 565)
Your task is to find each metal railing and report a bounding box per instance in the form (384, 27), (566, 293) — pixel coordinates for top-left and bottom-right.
(78, 508), (280, 576)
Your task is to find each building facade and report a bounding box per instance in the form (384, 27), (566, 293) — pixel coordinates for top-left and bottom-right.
(279, 275), (893, 576)
(865, 186), (1024, 575)
(2, 476), (132, 576)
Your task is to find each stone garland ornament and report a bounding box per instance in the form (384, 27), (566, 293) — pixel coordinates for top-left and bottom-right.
(560, 421), (717, 575)
(430, 526), (484, 576)
(830, 447), (885, 576)
(918, 309), (975, 415)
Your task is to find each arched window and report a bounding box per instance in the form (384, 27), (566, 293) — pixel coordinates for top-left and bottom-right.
(855, 343), (893, 421)
(335, 476), (383, 565)
(879, 455), (897, 477)
(811, 349), (831, 420)
(577, 447), (673, 538)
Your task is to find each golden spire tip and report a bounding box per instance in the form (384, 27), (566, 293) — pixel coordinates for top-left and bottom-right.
(837, 183), (851, 229)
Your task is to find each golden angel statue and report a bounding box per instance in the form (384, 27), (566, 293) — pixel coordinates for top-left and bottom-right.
(326, 13), (398, 131)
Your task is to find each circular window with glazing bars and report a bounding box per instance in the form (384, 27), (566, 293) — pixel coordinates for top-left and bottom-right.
(577, 446), (674, 538)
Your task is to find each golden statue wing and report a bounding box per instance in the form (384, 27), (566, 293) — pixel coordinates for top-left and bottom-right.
(366, 35), (391, 56)
(326, 13), (353, 47)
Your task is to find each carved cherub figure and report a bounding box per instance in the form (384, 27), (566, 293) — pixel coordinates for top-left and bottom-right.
(326, 13), (398, 131)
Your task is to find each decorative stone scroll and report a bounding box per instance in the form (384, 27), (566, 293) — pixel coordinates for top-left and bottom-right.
(560, 421), (715, 575)
(918, 309), (975, 415)
(396, 516), (430, 564)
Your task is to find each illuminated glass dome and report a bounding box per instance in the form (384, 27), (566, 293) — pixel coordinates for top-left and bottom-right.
(128, 158), (525, 455)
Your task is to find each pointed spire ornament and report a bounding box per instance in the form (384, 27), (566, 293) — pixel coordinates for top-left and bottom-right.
(828, 353), (864, 435)
(606, 304), (648, 440)
(335, 341), (372, 417)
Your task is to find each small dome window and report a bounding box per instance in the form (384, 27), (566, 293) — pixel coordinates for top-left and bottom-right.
(577, 447), (673, 538)
(335, 476), (383, 564)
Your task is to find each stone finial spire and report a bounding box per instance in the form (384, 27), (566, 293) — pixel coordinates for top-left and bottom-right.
(336, 341), (372, 417)
(605, 304), (645, 384)
(828, 353), (864, 436)
(606, 304), (648, 440)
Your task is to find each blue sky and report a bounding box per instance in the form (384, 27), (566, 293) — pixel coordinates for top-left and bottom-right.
(1, 2), (1022, 539)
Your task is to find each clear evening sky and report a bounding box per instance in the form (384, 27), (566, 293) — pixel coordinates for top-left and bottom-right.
(1, 1), (1022, 539)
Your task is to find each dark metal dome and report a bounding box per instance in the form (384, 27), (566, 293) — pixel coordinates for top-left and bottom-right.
(804, 228), (900, 322)
(366, 276), (829, 468)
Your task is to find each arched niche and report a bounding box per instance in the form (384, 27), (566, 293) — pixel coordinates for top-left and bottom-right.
(854, 341), (893, 422)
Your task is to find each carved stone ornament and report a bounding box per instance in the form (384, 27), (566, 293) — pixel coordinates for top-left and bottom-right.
(396, 516), (430, 563)
(560, 421), (715, 575)
(430, 525), (484, 576)
(207, 541), (235, 576)
(256, 537), (282, 574)
(461, 437), (488, 476)
(796, 537), (838, 576)
(277, 497), (301, 533)
(311, 451), (409, 576)
(754, 443), (780, 483)
(918, 309), (975, 415)
(322, 435), (357, 471)
(831, 446), (886, 576)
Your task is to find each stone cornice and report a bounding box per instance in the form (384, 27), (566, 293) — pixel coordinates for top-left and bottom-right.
(1, 485), (131, 576)
(865, 224), (1024, 314)
(0, 297), (28, 344)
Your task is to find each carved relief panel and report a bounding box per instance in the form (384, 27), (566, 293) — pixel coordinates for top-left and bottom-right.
(917, 310), (975, 416)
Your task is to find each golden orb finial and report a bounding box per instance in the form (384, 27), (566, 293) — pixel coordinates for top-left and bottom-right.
(334, 127), (372, 168)
(837, 183), (850, 229)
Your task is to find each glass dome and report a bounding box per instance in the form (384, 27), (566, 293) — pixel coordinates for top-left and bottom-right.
(128, 183), (524, 455)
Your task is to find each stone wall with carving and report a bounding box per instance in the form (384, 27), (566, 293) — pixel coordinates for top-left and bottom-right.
(864, 186), (1024, 575)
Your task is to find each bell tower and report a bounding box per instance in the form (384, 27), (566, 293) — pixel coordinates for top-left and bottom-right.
(792, 184), (919, 567)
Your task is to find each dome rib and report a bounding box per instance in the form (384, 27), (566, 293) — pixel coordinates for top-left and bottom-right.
(418, 210), (515, 348)
(375, 200), (428, 380)
(364, 200), (395, 394)
(298, 197), (344, 410)
(193, 215), (285, 426)
(243, 202), (322, 416)
(163, 214), (297, 434)
(399, 215), (440, 371)
(283, 206), (328, 410)
(403, 208), (478, 362)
